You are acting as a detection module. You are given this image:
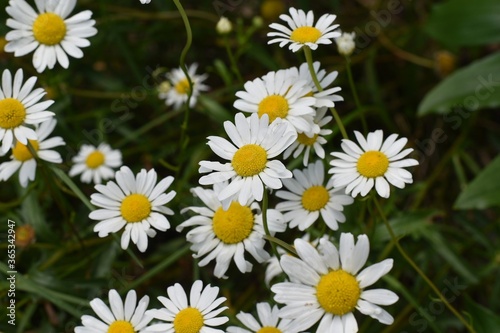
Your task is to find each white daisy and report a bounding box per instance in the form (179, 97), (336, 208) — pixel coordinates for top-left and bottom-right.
(75, 289), (152, 333)
(234, 69), (318, 135)
(329, 130), (419, 198)
(5, 0), (98, 73)
(160, 63), (209, 110)
(145, 280), (228, 333)
(283, 107), (332, 166)
(227, 302), (301, 333)
(199, 112), (297, 210)
(0, 118), (64, 188)
(276, 161), (354, 231)
(271, 233), (398, 332)
(0, 68), (54, 153)
(140, 0), (151, 3)
(69, 142), (122, 184)
(335, 30), (356, 56)
(287, 61), (343, 108)
(267, 7), (340, 52)
(89, 166), (176, 252)
(177, 182), (286, 278)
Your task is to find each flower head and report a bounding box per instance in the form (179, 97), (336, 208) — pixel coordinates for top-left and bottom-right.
(5, 0), (97, 72)
(140, 0), (151, 3)
(216, 17), (233, 34)
(329, 130), (419, 198)
(145, 280), (228, 333)
(160, 63), (208, 110)
(335, 30), (356, 56)
(227, 302), (301, 333)
(75, 289), (152, 333)
(199, 112), (297, 209)
(268, 7), (340, 52)
(89, 166), (176, 252)
(271, 233), (398, 332)
(0, 69), (54, 153)
(69, 143), (122, 184)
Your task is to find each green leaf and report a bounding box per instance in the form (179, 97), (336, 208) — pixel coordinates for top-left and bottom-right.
(465, 296), (500, 333)
(418, 52), (500, 115)
(373, 210), (436, 243)
(425, 0), (500, 47)
(455, 155), (500, 209)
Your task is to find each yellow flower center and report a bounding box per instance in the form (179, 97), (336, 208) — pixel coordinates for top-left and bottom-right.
(15, 225), (35, 247)
(257, 95), (289, 123)
(316, 269), (361, 316)
(32, 13), (67, 46)
(120, 194), (151, 223)
(356, 151), (389, 178)
(231, 144), (268, 177)
(297, 133), (318, 146)
(173, 307), (204, 333)
(257, 327), (282, 333)
(212, 202), (254, 244)
(175, 78), (191, 95)
(12, 140), (39, 162)
(0, 98), (27, 129)
(85, 151), (105, 169)
(301, 185), (329, 212)
(107, 320), (135, 333)
(290, 26), (322, 44)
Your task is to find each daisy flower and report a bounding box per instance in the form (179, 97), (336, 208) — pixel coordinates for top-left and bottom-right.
(140, 0), (151, 3)
(329, 130), (419, 198)
(0, 118), (64, 188)
(283, 107), (332, 166)
(0, 68), (54, 153)
(199, 112), (297, 209)
(287, 61), (343, 108)
(276, 161), (354, 231)
(75, 289), (152, 333)
(69, 143), (122, 184)
(160, 63), (208, 110)
(271, 233), (398, 332)
(234, 69), (318, 135)
(227, 302), (301, 333)
(89, 166), (176, 252)
(335, 30), (356, 56)
(5, 0), (98, 73)
(145, 280), (228, 333)
(177, 183), (286, 278)
(268, 7), (340, 52)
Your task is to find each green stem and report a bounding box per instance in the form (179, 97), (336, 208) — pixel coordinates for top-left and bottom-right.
(345, 56), (367, 133)
(373, 197), (476, 333)
(223, 36), (243, 84)
(302, 46), (349, 140)
(261, 189), (280, 260)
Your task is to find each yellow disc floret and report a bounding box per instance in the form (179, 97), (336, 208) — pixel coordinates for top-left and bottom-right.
(107, 320), (135, 333)
(316, 269), (361, 316)
(212, 202), (254, 244)
(297, 133), (318, 146)
(33, 13), (67, 46)
(301, 185), (329, 212)
(232, 144), (267, 177)
(85, 151), (105, 169)
(0, 98), (26, 129)
(173, 307), (204, 333)
(290, 26), (322, 44)
(12, 140), (39, 162)
(175, 78), (191, 95)
(257, 327), (282, 333)
(357, 151), (389, 178)
(257, 95), (289, 123)
(120, 194), (151, 223)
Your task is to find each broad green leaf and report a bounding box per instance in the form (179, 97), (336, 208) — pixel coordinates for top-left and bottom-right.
(418, 52), (500, 115)
(425, 0), (500, 47)
(465, 296), (500, 333)
(455, 155), (500, 209)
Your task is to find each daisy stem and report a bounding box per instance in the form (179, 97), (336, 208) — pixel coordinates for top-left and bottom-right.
(344, 55), (367, 133)
(373, 197), (476, 333)
(303, 46), (349, 140)
(261, 189), (280, 260)
(223, 36), (244, 84)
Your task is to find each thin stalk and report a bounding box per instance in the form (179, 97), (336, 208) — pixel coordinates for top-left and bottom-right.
(261, 189), (280, 260)
(373, 197), (476, 333)
(345, 56), (367, 133)
(223, 36), (243, 84)
(302, 46), (349, 139)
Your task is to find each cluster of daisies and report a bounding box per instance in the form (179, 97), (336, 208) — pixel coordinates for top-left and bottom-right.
(1, 2), (420, 332)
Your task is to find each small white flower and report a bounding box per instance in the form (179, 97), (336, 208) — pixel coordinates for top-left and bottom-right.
(159, 63), (208, 110)
(199, 112), (297, 209)
(89, 166), (176, 252)
(216, 16), (233, 34)
(145, 280), (228, 333)
(69, 143), (122, 184)
(268, 7), (340, 52)
(271, 233), (398, 332)
(329, 130), (419, 198)
(0, 69), (54, 153)
(140, 0), (151, 3)
(335, 30), (356, 56)
(75, 289), (152, 333)
(5, 0), (97, 72)
(0, 118), (64, 187)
